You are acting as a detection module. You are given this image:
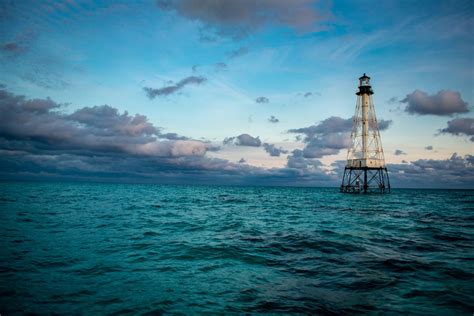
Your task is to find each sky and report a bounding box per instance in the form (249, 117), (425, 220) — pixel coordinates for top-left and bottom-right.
(0, 0), (473, 188)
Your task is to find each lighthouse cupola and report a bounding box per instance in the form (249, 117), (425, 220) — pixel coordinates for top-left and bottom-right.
(357, 73), (373, 95)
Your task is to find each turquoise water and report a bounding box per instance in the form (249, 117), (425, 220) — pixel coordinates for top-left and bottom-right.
(1, 182), (473, 314)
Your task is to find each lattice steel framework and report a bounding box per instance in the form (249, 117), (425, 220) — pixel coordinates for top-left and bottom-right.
(341, 74), (390, 193)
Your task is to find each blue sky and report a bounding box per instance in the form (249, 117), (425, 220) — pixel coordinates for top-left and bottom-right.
(0, 0), (473, 187)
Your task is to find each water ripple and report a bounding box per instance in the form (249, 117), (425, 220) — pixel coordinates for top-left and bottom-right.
(0, 183), (473, 314)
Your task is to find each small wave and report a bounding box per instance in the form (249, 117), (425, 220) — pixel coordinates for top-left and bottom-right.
(143, 231), (160, 237)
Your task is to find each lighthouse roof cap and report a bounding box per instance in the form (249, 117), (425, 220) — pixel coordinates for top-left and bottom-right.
(359, 73), (370, 80)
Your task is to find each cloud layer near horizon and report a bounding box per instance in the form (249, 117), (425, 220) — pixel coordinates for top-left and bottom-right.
(0, 87), (215, 158)
(0, 87), (472, 188)
(0, 87), (337, 185)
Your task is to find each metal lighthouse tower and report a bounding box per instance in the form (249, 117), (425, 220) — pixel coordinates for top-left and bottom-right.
(340, 74), (390, 193)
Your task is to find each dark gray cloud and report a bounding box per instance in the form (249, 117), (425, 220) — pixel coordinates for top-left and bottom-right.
(0, 88), (335, 186)
(224, 133), (261, 147)
(287, 149), (323, 169)
(394, 149), (407, 156)
(288, 116), (392, 158)
(439, 117), (474, 142)
(402, 90), (469, 116)
(156, 0), (330, 40)
(0, 149), (336, 187)
(144, 76), (207, 99)
(160, 132), (189, 140)
(0, 87), (212, 158)
(227, 47), (249, 59)
(238, 158), (246, 163)
(268, 115), (279, 123)
(386, 153), (474, 188)
(378, 120), (392, 130)
(289, 117), (352, 142)
(255, 96), (269, 104)
(263, 143), (288, 157)
(425, 145), (433, 150)
(3, 87), (329, 185)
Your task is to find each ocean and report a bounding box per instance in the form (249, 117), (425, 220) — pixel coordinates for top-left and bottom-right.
(1, 182), (473, 314)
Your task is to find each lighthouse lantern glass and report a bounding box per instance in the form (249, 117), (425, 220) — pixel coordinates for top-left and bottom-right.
(360, 77), (370, 86)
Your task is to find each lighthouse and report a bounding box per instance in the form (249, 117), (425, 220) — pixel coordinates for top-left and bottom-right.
(340, 74), (390, 193)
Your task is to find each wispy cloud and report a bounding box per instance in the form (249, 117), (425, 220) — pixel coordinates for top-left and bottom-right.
(227, 47), (249, 59)
(144, 76), (207, 99)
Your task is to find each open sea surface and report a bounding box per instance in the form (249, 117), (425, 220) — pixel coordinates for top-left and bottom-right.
(1, 182), (473, 314)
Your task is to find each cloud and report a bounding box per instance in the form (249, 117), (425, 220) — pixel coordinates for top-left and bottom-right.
(289, 117), (352, 141)
(0, 87), (212, 158)
(1, 42), (27, 56)
(402, 90), (469, 116)
(0, 87), (334, 185)
(394, 149), (407, 156)
(0, 30), (36, 58)
(387, 97), (399, 104)
(156, 0), (331, 39)
(263, 143), (288, 157)
(227, 47), (249, 59)
(288, 117), (352, 158)
(386, 153), (474, 188)
(224, 133), (261, 147)
(439, 117), (474, 141)
(143, 76), (207, 99)
(1, 87), (472, 188)
(238, 158), (246, 163)
(214, 62), (227, 71)
(288, 116), (392, 158)
(299, 92), (321, 98)
(287, 149), (322, 169)
(255, 96), (269, 104)
(425, 145), (433, 150)
(268, 115), (279, 123)
(160, 132), (189, 140)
